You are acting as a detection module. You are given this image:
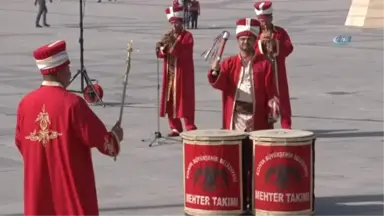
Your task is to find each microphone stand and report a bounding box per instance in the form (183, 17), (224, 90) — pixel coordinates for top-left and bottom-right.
(67, 0), (105, 107)
(141, 48), (181, 147)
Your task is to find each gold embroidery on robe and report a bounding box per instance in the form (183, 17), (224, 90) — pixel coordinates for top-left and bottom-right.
(166, 54), (176, 102)
(25, 105), (62, 147)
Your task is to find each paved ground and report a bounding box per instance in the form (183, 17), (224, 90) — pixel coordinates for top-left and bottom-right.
(0, 0), (383, 215)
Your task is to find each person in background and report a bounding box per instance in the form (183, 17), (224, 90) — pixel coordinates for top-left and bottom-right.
(34, 0), (51, 28)
(173, 0), (191, 28)
(189, 0), (200, 29)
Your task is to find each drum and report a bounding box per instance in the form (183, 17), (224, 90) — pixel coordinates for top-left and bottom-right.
(249, 129), (315, 216)
(181, 129), (248, 216)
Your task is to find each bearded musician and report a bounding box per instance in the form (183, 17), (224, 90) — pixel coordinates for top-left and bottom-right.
(208, 18), (278, 133)
(254, 1), (293, 129)
(156, 5), (197, 137)
(207, 18), (279, 210)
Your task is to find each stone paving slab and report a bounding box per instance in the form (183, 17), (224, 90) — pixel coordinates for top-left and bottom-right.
(0, 0), (383, 215)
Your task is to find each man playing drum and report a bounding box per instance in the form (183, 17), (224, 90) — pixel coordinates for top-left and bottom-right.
(208, 18), (279, 133)
(15, 40), (124, 215)
(156, 5), (197, 137)
(253, 1), (293, 129)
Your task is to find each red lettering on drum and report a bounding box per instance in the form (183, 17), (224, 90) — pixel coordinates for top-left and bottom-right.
(253, 144), (313, 212)
(184, 143), (242, 211)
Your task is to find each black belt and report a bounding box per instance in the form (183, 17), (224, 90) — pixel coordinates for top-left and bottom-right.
(235, 101), (253, 115)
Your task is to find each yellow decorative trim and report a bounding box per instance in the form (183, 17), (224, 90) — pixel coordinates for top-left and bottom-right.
(173, 58), (177, 118)
(169, 34), (182, 54)
(25, 105), (62, 147)
(257, 40), (264, 55)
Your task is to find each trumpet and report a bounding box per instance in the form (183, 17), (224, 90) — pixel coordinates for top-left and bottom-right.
(157, 30), (176, 49)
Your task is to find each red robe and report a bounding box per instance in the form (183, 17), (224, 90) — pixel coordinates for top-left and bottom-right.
(254, 25), (293, 129)
(15, 81), (120, 216)
(157, 30), (195, 119)
(207, 55), (277, 130)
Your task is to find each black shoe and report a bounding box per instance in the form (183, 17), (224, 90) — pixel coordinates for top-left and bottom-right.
(43, 23), (50, 27)
(36, 24), (42, 28)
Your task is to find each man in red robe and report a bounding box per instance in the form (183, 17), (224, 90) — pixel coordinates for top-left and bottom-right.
(15, 40), (124, 215)
(208, 18), (279, 132)
(156, 5), (197, 137)
(253, 1), (293, 129)
(207, 18), (279, 210)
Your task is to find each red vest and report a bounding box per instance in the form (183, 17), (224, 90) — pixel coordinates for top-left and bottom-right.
(189, 1), (199, 12)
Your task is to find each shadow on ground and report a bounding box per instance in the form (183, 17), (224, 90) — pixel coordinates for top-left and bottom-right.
(309, 129), (384, 138)
(2, 194), (382, 215)
(315, 194), (383, 215)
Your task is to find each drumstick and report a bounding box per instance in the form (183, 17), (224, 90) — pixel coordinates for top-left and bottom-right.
(211, 31), (230, 76)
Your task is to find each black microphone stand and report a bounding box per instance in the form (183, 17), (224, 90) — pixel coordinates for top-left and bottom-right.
(141, 48), (181, 147)
(67, 0), (105, 107)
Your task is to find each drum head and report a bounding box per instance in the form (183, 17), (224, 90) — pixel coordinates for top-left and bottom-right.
(181, 129), (248, 141)
(249, 129), (314, 142)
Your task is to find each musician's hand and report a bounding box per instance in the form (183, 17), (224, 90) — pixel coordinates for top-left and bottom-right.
(156, 41), (163, 49)
(260, 32), (271, 41)
(211, 59), (220, 72)
(268, 96), (280, 123)
(111, 121), (124, 142)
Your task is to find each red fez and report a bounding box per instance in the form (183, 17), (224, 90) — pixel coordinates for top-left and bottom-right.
(254, 1), (273, 17)
(33, 40), (70, 75)
(165, 5), (184, 23)
(236, 18), (261, 38)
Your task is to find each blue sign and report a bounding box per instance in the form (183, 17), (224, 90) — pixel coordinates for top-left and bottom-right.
(333, 35), (352, 45)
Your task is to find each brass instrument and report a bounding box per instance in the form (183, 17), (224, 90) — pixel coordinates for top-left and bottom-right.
(158, 30), (177, 49)
(261, 29), (280, 124)
(261, 29), (276, 60)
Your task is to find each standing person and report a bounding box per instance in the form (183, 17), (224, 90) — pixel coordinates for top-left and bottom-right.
(156, 5), (197, 137)
(189, 0), (200, 29)
(34, 0), (51, 28)
(15, 40), (124, 215)
(207, 18), (279, 211)
(253, 1), (293, 129)
(207, 18), (279, 132)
